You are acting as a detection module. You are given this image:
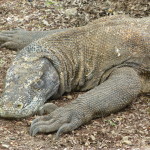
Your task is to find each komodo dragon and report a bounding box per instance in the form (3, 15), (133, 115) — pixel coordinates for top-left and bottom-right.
(0, 15), (149, 138)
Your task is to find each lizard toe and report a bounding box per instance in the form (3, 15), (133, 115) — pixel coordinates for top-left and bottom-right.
(55, 118), (83, 139)
(30, 119), (58, 136)
(31, 115), (53, 126)
(37, 103), (58, 115)
(0, 36), (12, 43)
(0, 41), (18, 50)
(30, 107), (84, 137)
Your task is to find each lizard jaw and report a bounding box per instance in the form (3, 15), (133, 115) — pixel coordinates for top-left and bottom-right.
(0, 96), (45, 118)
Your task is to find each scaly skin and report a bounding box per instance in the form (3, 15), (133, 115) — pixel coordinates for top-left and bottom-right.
(0, 15), (149, 138)
(0, 57), (60, 118)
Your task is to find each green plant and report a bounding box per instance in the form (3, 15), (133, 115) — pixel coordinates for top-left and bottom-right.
(45, 0), (57, 6)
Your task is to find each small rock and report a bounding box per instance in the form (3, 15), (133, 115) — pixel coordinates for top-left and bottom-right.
(66, 95), (73, 100)
(122, 136), (132, 145)
(0, 127), (3, 131)
(90, 135), (96, 141)
(64, 8), (77, 16)
(10, 137), (16, 140)
(48, 134), (53, 139)
(85, 141), (90, 146)
(42, 20), (49, 26)
(2, 143), (10, 148)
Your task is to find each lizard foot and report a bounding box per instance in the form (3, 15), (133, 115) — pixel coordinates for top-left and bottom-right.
(0, 29), (32, 50)
(37, 103), (58, 115)
(30, 106), (85, 139)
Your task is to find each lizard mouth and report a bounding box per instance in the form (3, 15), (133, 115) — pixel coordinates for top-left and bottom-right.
(20, 97), (45, 118)
(0, 97), (45, 118)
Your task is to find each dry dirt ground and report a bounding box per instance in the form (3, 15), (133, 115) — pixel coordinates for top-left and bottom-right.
(0, 0), (150, 149)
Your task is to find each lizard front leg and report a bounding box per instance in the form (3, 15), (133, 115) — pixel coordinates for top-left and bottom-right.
(0, 28), (68, 50)
(30, 67), (141, 138)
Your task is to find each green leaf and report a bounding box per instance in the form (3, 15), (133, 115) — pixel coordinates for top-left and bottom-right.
(105, 119), (117, 126)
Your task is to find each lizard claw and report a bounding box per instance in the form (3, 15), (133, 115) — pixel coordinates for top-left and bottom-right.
(30, 107), (85, 138)
(37, 103), (58, 115)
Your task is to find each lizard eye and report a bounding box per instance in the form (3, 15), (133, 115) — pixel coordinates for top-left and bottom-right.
(15, 102), (24, 109)
(32, 79), (44, 90)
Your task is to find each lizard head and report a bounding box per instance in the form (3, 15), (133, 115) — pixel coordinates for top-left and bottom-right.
(0, 57), (59, 118)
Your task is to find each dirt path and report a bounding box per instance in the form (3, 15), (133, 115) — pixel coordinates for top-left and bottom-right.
(0, 0), (149, 149)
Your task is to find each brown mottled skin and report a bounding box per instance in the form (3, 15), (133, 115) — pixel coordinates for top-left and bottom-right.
(0, 15), (149, 138)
